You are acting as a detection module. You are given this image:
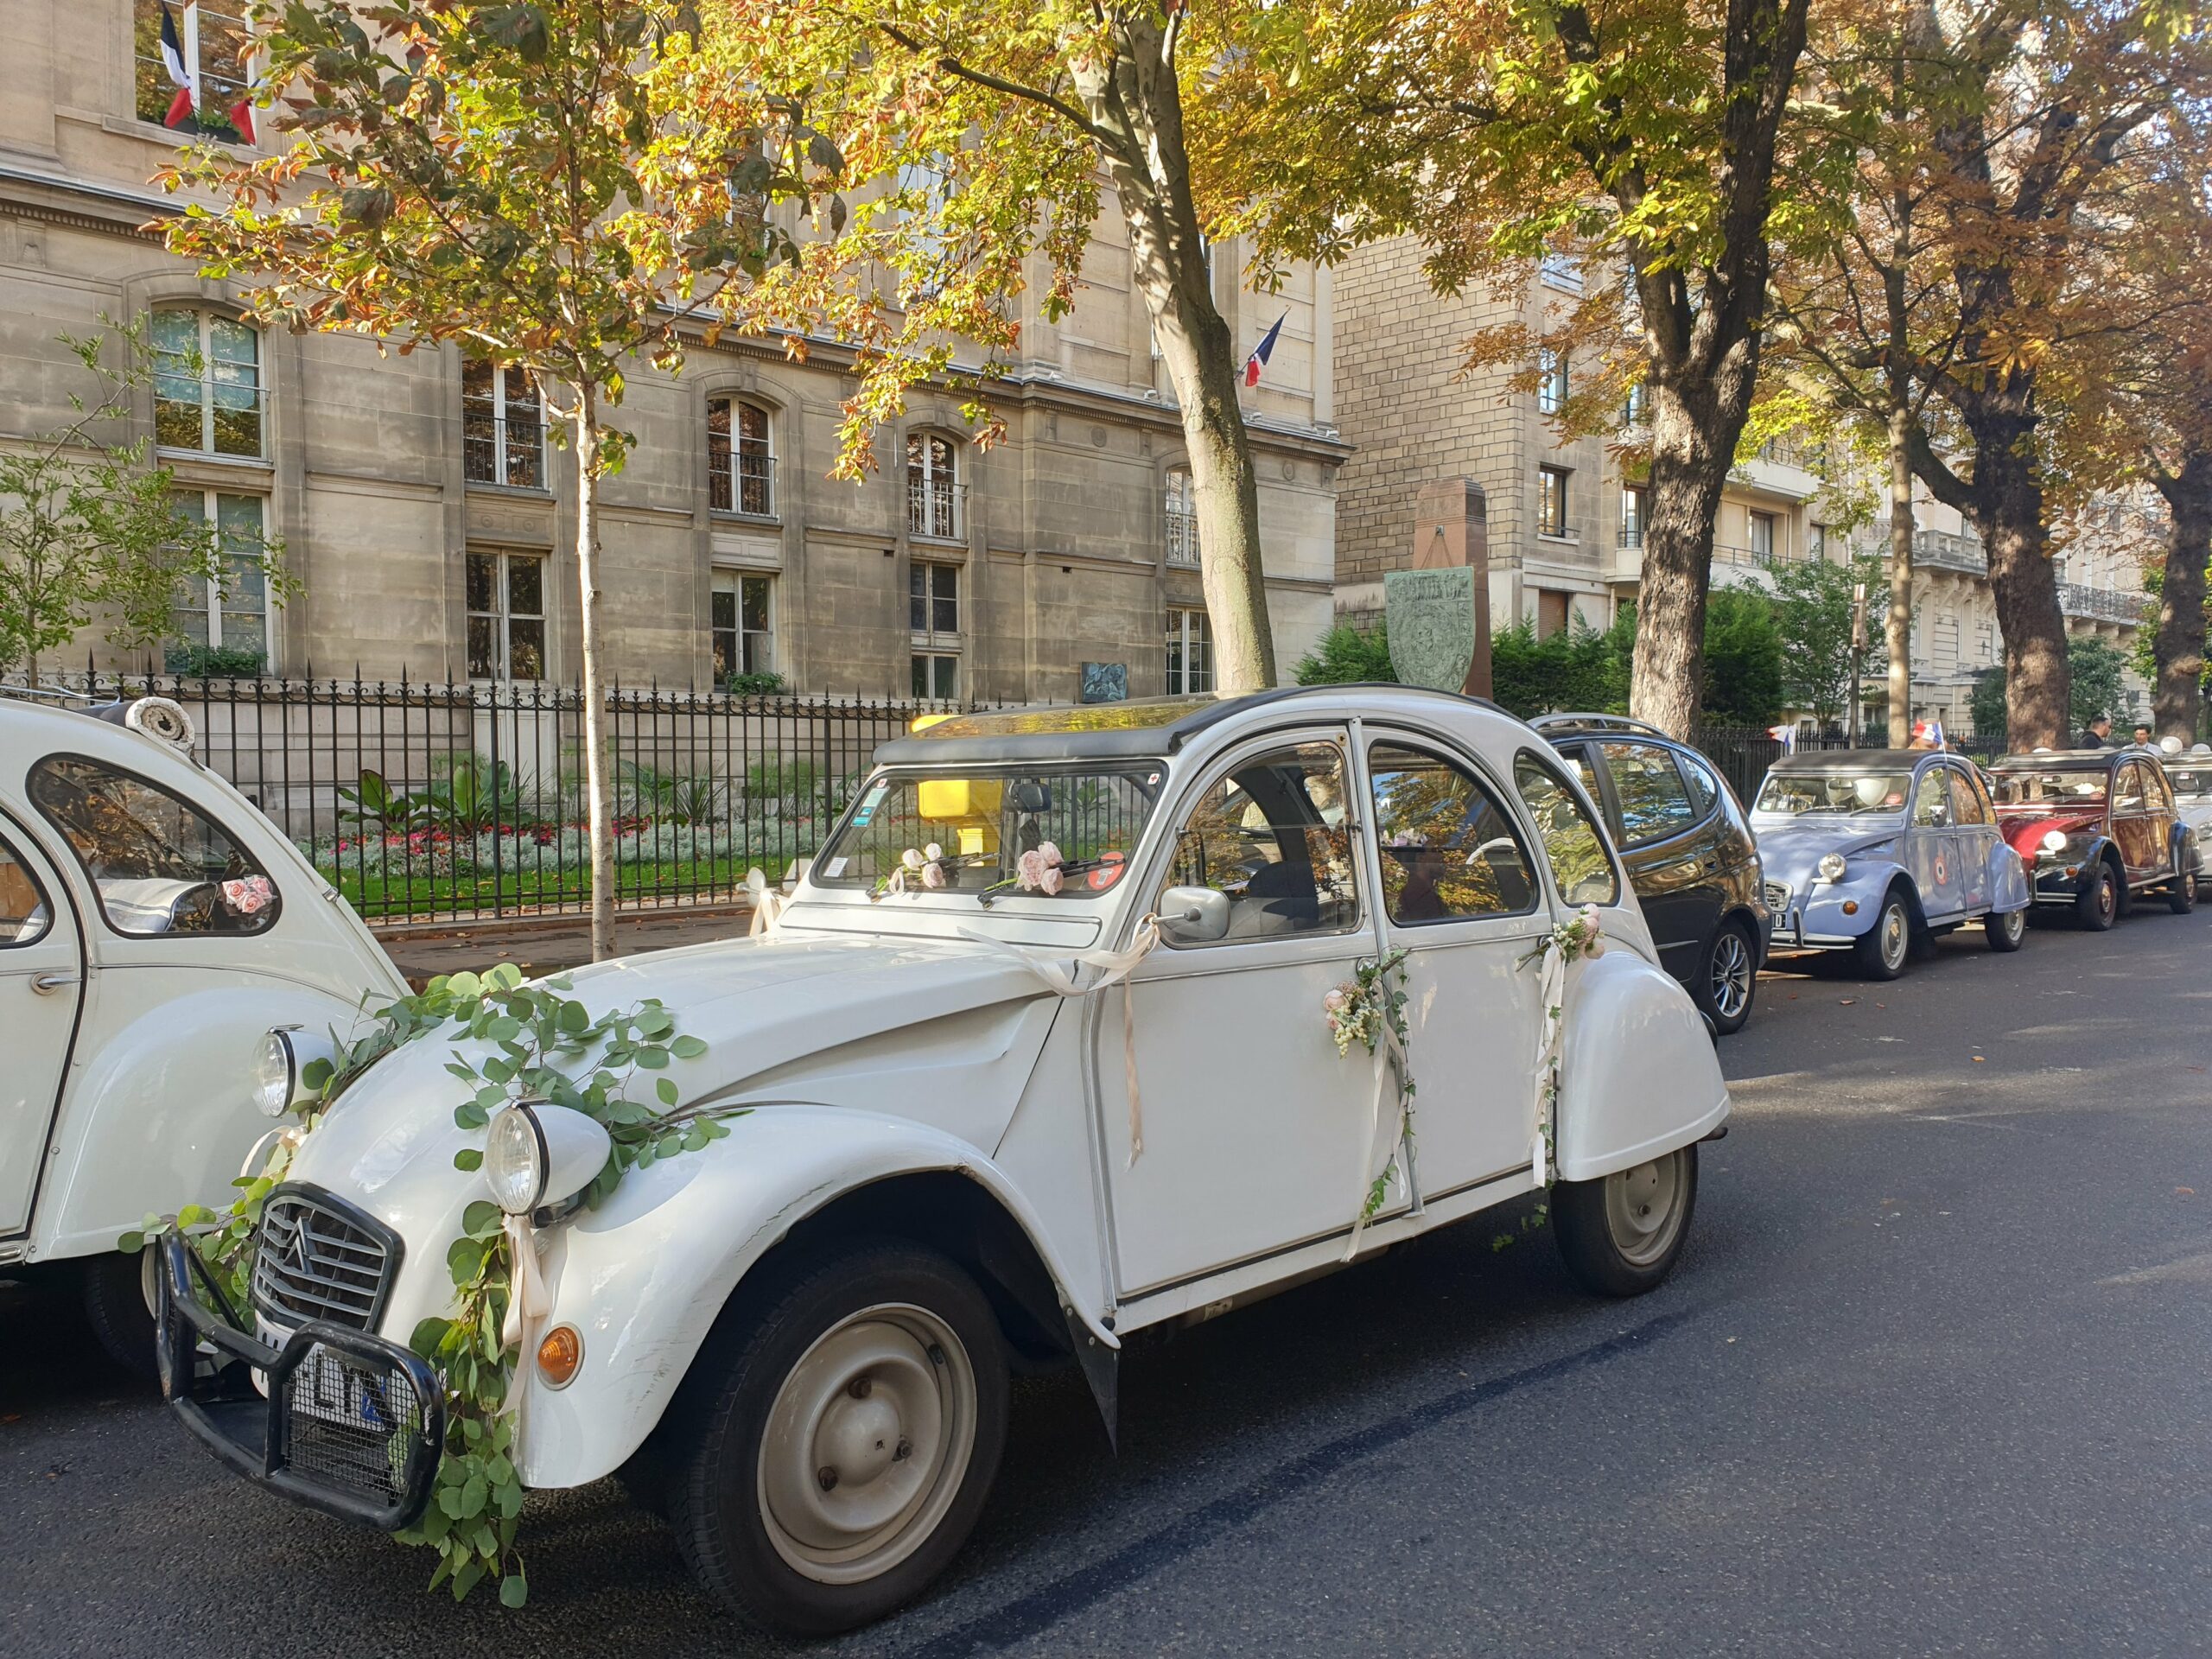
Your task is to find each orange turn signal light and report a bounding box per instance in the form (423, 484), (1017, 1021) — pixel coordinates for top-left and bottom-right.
(537, 1325), (583, 1389)
(1840, 899), (1859, 916)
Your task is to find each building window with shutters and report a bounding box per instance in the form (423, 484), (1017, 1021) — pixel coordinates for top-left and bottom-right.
(462, 359), (544, 488)
(153, 309), (264, 457)
(708, 397), (774, 518)
(1166, 607), (1212, 695)
(465, 550), (547, 680)
(711, 571), (773, 684)
(910, 561), (959, 698)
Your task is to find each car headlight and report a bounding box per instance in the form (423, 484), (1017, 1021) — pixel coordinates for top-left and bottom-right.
(251, 1029), (297, 1118)
(2040, 830), (2069, 853)
(483, 1100), (613, 1216)
(1816, 853), (1848, 884)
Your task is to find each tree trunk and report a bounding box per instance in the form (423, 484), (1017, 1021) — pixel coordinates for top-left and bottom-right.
(1886, 405), (1915, 748)
(2152, 451), (2212, 742)
(572, 393), (616, 962)
(1967, 435), (2069, 751)
(1627, 383), (1734, 738)
(1069, 17), (1275, 691)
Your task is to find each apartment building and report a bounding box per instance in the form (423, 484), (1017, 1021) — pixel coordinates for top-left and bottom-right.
(1330, 234), (2152, 732)
(1, 0), (1347, 702)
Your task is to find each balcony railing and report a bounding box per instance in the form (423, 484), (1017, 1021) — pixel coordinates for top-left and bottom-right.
(1618, 526), (1644, 550)
(2059, 582), (2154, 624)
(463, 414), (546, 489)
(709, 452), (777, 518)
(1166, 505), (1201, 567)
(907, 476), (964, 541)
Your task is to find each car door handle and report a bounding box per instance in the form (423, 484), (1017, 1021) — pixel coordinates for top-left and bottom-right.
(29, 971), (79, 995)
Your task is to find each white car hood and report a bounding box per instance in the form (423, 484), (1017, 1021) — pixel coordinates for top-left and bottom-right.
(285, 931), (1065, 1247)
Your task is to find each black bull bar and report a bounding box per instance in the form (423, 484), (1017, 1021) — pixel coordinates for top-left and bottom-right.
(155, 1235), (444, 1530)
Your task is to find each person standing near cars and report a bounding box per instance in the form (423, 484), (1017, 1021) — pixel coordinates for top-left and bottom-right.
(2080, 714), (2114, 748)
(2134, 723), (2153, 747)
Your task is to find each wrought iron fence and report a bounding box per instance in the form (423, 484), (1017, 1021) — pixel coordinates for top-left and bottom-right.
(15, 671), (972, 926)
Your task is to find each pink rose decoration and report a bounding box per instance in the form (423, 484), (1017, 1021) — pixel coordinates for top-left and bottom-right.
(221, 875), (273, 915)
(920, 860), (947, 889)
(1039, 866), (1063, 895)
(1037, 841), (1063, 868)
(901, 847), (926, 872)
(924, 842), (944, 864)
(1323, 987), (1348, 1014)
(1015, 848), (1046, 889)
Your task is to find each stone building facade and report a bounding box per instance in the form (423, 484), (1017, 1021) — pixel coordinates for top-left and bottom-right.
(1, 0), (1347, 702)
(1329, 232), (2152, 733)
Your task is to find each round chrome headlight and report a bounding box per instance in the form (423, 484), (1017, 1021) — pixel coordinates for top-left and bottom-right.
(484, 1104), (548, 1215)
(1816, 853), (1848, 884)
(2041, 830), (2069, 853)
(250, 1028), (296, 1118)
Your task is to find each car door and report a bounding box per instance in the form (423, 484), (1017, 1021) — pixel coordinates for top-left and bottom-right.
(1947, 766), (1995, 912)
(1594, 739), (1720, 978)
(1363, 734), (1549, 1200)
(2141, 761), (2179, 877)
(1109, 729), (1396, 1294)
(0, 815), (82, 1238)
(1907, 766), (1961, 918)
(2110, 761), (2159, 882)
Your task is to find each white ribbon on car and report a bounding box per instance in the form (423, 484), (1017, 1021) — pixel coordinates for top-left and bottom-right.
(956, 915), (1163, 1166)
(1344, 1012), (1413, 1262)
(745, 868), (784, 938)
(1529, 938), (1569, 1186)
(499, 1212), (552, 1440)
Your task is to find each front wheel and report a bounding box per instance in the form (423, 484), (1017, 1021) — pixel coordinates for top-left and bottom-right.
(1554, 1145), (1699, 1298)
(2076, 862), (2119, 931)
(668, 1240), (1009, 1637)
(82, 1249), (160, 1381)
(1694, 919), (1758, 1036)
(1852, 892), (1912, 980)
(1986, 906), (2026, 952)
(2171, 866), (2197, 915)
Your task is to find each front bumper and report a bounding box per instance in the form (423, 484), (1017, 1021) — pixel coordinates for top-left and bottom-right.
(2029, 861), (2089, 905)
(156, 1236), (443, 1530)
(1763, 880), (1869, 950)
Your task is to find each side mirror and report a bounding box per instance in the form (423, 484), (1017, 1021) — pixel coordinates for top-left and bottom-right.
(1158, 886), (1230, 944)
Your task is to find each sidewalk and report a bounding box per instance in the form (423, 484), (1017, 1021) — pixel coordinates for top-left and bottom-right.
(377, 905), (757, 988)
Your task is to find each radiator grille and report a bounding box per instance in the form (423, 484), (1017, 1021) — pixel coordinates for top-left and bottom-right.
(251, 1192), (390, 1331)
(1763, 880), (1791, 914)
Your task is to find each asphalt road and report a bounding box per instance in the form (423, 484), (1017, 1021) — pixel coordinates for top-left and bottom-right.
(7, 905), (2211, 1657)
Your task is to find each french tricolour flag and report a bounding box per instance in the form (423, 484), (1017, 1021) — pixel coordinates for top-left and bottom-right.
(1243, 311), (1287, 389)
(158, 3), (257, 143)
(1767, 723), (1796, 754)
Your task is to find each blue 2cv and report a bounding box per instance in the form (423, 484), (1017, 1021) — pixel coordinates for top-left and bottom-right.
(1750, 748), (2031, 979)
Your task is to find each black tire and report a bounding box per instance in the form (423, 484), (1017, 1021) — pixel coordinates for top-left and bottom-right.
(2171, 865), (2197, 915)
(1692, 918), (1758, 1037)
(1554, 1144), (1699, 1298)
(1985, 906), (2027, 951)
(82, 1249), (159, 1381)
(2076, 861), (2119, 931)
(666, 1238), (1009, 1637)
(1852, 890), (1912, 981)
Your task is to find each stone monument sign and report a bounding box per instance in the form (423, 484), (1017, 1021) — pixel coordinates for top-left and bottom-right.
(1386, 478), (1491, 696)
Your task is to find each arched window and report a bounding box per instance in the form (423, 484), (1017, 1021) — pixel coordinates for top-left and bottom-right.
(907, 431), (961, 540)
(153, 308), (263, 457)
(708, 397), (774, 517)
(1164, 467), (1198, 567)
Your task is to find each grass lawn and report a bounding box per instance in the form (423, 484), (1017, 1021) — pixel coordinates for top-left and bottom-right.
(325, 855), (766, 919)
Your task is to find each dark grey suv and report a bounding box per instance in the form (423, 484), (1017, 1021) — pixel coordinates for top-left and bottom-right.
(1535, 715), (1771, 1034)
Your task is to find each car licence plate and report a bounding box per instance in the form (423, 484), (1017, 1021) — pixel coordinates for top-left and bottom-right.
(290, 1342), (391, 1433)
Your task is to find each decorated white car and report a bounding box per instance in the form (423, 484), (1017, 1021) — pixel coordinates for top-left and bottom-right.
(1, 691), (405, 1370)
(156, 687), (1728, 1634)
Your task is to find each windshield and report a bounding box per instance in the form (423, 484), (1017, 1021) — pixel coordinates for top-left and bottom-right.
(1754, 771), (1914, 817)
(812, 766), (1160, 898)
(1988, 766), (2108, 807)
(2166, 766), (2211, 802)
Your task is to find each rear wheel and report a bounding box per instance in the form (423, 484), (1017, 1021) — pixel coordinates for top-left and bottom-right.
(2076, 862), (2119, 931)
(1554, 1145), (1699, 1297)
(81, 1249), (159, 1381)
(1693, 919), (1758, 1036)
(1986, 906), (2026, 952)
(667, 1239), (1008, 1637)
(2171, 866), (2197, 915)
(1852, 892), (1911, 980)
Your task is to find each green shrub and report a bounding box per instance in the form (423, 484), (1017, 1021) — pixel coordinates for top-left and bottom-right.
(723, 671), (786, 696)
(1294, 622), (1395, 685)
(164, 643), (267, 677)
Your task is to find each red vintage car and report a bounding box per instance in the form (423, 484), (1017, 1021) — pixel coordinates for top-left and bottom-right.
(1987, 747), (2201, 928)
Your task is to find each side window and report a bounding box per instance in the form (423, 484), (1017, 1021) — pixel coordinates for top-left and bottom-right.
(1599, 741), (1700, 846)
(1157, 741), (1359, 944)
(1911, 769), (1952, 828)
(1948, 767), (1986, 827)
(1513, 752), (1621, 906)
(28, 756), (278, 938)
(0, 832), (54, 946)
(2113, 762), (2146, 813)
(1681, 753), (1722, 816)
(1368, 743), (1537, 924)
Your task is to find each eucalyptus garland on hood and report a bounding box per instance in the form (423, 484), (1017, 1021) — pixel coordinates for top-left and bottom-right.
(130, 963), (730, 1608)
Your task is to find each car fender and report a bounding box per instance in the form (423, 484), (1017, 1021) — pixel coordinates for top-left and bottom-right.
(2169, 823), (2197, 878)
(33, 977), (382, 1261)
(1987, 841), (2031, 911)
(513, 1103), (1111, 1490)
(1799, 860), (1914, 941)
(1554, 949), (1728, 1185)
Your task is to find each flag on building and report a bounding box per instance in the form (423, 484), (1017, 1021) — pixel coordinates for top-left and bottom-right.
(158, 2), (196, 130)
(1243, 311), (1287, 389)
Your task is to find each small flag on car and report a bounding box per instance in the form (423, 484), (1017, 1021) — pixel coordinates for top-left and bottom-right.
(1243, 311), (1287, 389)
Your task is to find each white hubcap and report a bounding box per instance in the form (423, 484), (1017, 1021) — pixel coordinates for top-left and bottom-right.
(758, 1304), (976, 1585)
(1604, 1151), (1688, 1268)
